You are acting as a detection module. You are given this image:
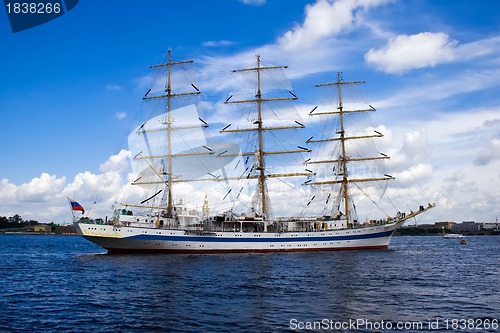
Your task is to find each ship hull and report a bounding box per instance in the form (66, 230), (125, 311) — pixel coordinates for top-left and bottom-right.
(74, 221), (403, 254)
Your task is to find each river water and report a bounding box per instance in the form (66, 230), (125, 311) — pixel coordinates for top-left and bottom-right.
(0, 234), (498, 332)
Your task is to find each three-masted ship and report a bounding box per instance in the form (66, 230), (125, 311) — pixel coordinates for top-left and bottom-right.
(72, 52), (435, 253)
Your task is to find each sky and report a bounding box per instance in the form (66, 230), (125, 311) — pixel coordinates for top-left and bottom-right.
(1, 0), (500, 225)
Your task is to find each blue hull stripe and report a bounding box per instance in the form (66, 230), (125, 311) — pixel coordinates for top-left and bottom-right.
(127, 230), (393, 243)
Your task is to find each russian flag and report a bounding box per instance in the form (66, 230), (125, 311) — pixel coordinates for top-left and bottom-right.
(70, 200), (85, 214)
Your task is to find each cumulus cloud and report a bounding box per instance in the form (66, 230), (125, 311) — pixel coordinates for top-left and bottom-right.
(279, 0), (391, 50)
(365, 32), (457, 73)
(393, 163), (432, 186)
(99, 149), (131, 173)
(0, 151), (139, 223)
(0, 173), (67, 221)
(390, 129), (432, 170)
(0, 179), (19, 202)
(17, 173), (66, 202)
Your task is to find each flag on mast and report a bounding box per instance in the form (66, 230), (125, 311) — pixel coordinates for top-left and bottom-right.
(68, 198), (85, 214)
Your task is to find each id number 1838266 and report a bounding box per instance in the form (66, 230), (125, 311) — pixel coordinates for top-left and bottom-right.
(445, 318), (498, 330)
(5, 2), (61, 14)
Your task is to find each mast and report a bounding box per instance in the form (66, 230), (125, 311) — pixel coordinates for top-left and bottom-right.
(166, 50), (174, 218)
(256, 55), (267, 217)
(336, 72), (350, 225)
(307, 72), (394, 227)
(222, 55), (313, 219)
(139, 50), (200, 218)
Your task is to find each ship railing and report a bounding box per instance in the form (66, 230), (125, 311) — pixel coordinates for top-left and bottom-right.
(113, 220), (186, 230)
(77, 217), (111, 225)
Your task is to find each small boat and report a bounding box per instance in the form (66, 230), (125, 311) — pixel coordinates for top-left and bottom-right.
(443, 233), (465, 239)
(460, 239), (467, 245)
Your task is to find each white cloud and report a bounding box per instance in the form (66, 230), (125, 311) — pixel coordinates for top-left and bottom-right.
(389, 129), (432, 171)
(195, 0), (393, 90)
(278, 0), (392, 51)
(202, 40), (235, 48)
(106, 84), (122, 91)
(365, 32), (457, 73)
(473, 119), (500, 166)
(99, 149), (131, 173)
(239, 0), (266, 5)
(17, 173), (66, 202)
(375, 105), (500, 223)
(0, 179), (17, 202)
(365, 34), (500, 75)
(115, 112), (127, 120)
(132, 74), (153, 93)
(393, 163), (433, 186)
(483, 118), (500, 128)
(443, 170), (465, 183)
(473, 137), (500, 166)
(375, 67), (500, 112)
(0, 173), (67, 221)
(0, 151), (140, 223)
(454, 36), (500, 60)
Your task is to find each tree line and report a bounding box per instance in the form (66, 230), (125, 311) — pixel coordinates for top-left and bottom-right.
(0, 214), (40, 229)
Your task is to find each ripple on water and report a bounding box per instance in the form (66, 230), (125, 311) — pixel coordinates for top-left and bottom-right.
(0, 235), (498, 332)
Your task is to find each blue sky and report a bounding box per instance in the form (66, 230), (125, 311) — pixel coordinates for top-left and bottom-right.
(1, 0), (500, 224)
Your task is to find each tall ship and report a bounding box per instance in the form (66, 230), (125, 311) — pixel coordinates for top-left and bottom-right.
(71, 51), (435, 253)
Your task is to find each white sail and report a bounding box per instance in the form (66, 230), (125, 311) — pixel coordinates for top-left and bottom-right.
(219, 57), (313, 218)
(128, 104), (240, 186)
(305, 74), (394, 224)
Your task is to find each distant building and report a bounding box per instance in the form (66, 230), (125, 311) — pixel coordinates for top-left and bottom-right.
(54, 225), (76, 235)
(416, 224), (435, 229)
(482, 223), (500, 230)
(34, 225), (51, 233)
(435, 221), (455, 230)
(453, 221), (483, 232)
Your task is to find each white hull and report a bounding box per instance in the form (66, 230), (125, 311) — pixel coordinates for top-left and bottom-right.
(74, 221), (403, 253)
